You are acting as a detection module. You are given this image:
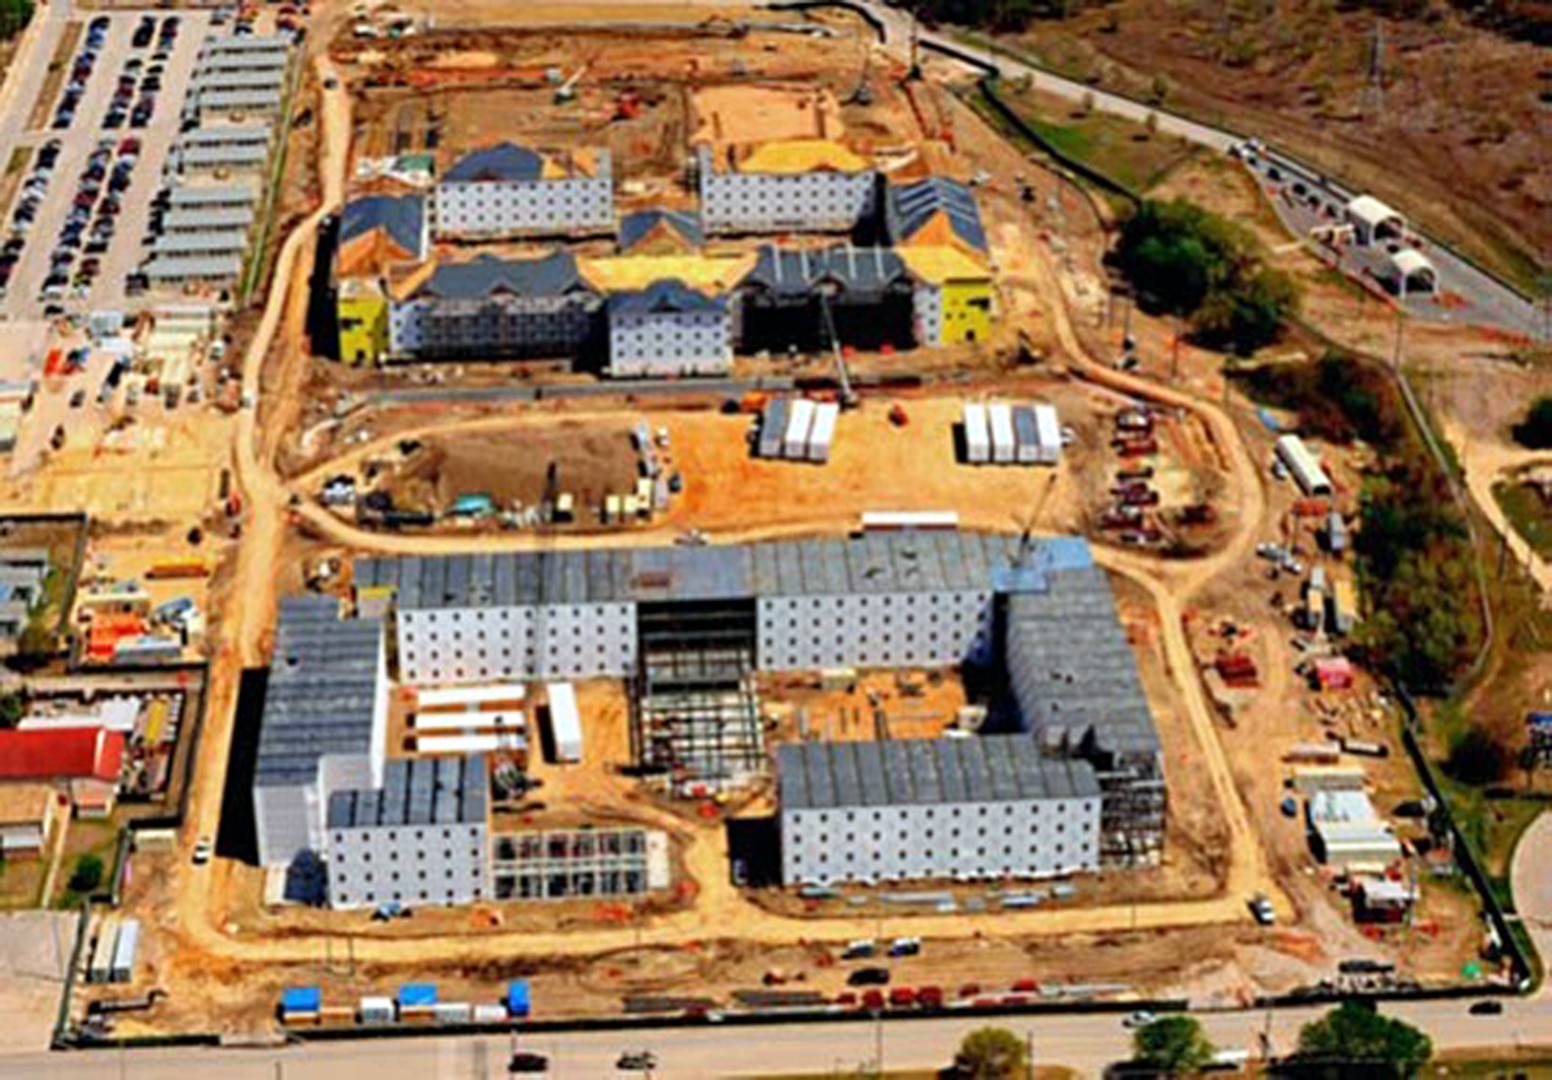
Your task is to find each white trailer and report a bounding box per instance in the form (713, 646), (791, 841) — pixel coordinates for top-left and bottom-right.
(807, 402), (839, 463)
(1033, 403), (1062, 465)
(759, 398), (790, 459)
(546, 682), (583, 763)
(784, 399), (817, 460)
(88, 915), (120, 984)
(860, 511), (960, 532)
(962, 403), (990, 464)
(110, 917), (140, 984)
(1012, 406), (1040, 465)
(988, 404), (1016, 464)
(1275, 434), (1332, 496)
(415, 684), (526, 711)
(411, 709), (525, 732)
(414, 731), (525, 754)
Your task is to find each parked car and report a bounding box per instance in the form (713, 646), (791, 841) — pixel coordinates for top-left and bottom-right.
(1469, 1000), (1504, 1016)
(506, 1052), (549, 1074)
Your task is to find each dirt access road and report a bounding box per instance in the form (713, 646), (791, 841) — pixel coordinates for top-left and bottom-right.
(1442, 414), (1552, 596)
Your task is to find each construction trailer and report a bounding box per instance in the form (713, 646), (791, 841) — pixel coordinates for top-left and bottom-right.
(414, 731), (525, 755)
(807, 401), (839, 463)
(859, 511), (960, 532)
(988, 403), (1016, 464)
(784, 399), (817, 460)
(1275, 434), (1332, 496)
(410, 710), (525, 732)
(546, 682), (583, 763)
(758, 398), (790, 459)
(415, 684), (526, 712)
(109, 917), (140, 984)
(962, 402), (990, 464)
(1013, 406), (1040, 465)
(88, 915), (121, 984)
(1033, 403), (1061, 465)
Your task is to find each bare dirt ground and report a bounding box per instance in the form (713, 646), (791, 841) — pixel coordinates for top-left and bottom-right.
(1003, 1), (1552, 293)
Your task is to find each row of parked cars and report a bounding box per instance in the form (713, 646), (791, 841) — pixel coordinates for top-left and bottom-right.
(0, 139), (66, 297)
(39, 137), (140, 305)
(53, 16), (112, 130)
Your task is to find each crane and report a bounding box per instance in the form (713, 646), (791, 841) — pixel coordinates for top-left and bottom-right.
(816, 287), (858, 409)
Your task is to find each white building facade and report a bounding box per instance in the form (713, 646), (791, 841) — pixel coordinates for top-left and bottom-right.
(606, 281), (733, 377)
(697, 145), (877, 234)
(395, 602), (637, 687)
(434, 144), (613, 239)
(778, 738), (1102, 886)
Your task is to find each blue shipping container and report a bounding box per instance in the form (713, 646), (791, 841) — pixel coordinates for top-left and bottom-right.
(398, 983), (438, 1008)
(282, 987), (321, 1013)
(506, 980), (530, 1018)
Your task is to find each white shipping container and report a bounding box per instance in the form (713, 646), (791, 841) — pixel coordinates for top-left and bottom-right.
(472, 1003), (508, 1023)
(358, 996), (396, 1024)
(988, 404), (1016, 464)
(806, 402), (839, 463)
(414, 732), (524, 755)
(963, 403), (990, 464)
(1033, 403), (1061, 465)
(88, 916), (120, 984)
(415, 684), (526, 711)
(546, 682), (583, 763)
(1012, 406), (1040, 465)
(110, 918), (140, 983)
(784, 399), (817, 460)
(432, 1002), (473, 1023)
(860, 511), (960, 532)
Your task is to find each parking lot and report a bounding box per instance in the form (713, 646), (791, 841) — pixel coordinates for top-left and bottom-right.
(0, 7), (212, 321)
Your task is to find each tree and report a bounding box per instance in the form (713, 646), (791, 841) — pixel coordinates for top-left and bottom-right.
(1512, 397), (1552, 449)
(1133, 1015), (1216, 1075)
(0, 691), (23, 727)
(0, 0), (33, 39)
(1445, 727), (1510, 785)
(68, 854), (104, 895)
(954, 1026), (1028, 1079)
(1295, 1001), (1433, 1076)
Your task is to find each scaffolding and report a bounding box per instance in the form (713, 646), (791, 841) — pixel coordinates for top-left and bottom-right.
(490, 828), (665, 901)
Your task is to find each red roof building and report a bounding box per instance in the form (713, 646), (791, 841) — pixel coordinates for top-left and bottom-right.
(0, 728), (124, 782)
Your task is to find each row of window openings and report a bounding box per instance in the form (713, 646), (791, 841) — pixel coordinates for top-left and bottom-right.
(810, 806), (1080, 824)
(332, 828), (476, 844)
(795, 823), (1070, 843)
(335, 889), (482, 904)
(336, 868), (479, 884)
(334, 849), (481, 863)
(804, 844), (1089, 863)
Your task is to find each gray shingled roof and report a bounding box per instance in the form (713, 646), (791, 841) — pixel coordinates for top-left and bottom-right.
(255, 596), (382, 786)
(356, 534), (1096, 611)
(164, 206), (255, 232)
(326, 754), (487, 828)
(1004, 570), (1160, 760)
(886, 177), (988, 252)
(741, 246), (910, 300)
(411, 252), (589, 301)
(144, 254), (242, 281)
(169, 184), (257, 209)
(444, 142), (544, 183)
(607, 278), (725, 317)
(618, 208), (703, 252)
(778, 735), (1099, 809)
(340, 194), (426, 259)
(179, 124), (272, 148)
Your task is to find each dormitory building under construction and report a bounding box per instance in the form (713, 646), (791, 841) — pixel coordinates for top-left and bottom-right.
(353, 532), (1166, 884)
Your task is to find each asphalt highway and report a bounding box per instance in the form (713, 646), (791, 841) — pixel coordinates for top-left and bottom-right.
(1, 996), (1548, 1078)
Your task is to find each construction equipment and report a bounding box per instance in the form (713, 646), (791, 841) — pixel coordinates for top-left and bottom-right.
(816, 290), (859, 409)
(614, 90), (642, 121)
(888, 403), (909, 427)
(553, 65), (587, 104)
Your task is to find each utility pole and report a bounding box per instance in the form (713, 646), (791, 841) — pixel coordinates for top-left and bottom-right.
(1361, 19), (1385, 122)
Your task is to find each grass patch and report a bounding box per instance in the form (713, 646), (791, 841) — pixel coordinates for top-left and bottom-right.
(1494, 482), (1552, 561)
(1434, 1056), (1552, 1078)
(5, 146), (28, 176)
(0, 855), (48, 910)
(51, 821), (118, 909)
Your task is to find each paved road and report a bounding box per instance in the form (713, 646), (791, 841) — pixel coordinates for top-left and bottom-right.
(4, 997), (1551, 1077)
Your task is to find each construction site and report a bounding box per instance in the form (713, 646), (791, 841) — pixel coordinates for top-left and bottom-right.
(0, 0), (1527, 1056)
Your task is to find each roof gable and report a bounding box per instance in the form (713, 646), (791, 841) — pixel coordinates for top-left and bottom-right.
(444, 142), (544, 183)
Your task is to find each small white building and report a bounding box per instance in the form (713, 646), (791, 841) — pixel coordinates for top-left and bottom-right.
(434, 143), (613, 239)
(784, 399), (817, 460)
(697, 141), (877, 234)
(1275, 434), (1333, 496)
(1344, 195), (1406, 248)
(606, 279), (732, 378)
(988, 403), (1016, 465)
(325, 755), (489, 910)
(779, 736), (1102, 886)
(546, 683), (582, 763)
(963, 402), (991, 464)
(1383, 248), (1439, 297)
(1307, 788), (1403, 871)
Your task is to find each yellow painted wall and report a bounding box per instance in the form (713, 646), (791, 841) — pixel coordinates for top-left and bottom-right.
(939, 278), (992, 344)
(338, 291), (388, 366)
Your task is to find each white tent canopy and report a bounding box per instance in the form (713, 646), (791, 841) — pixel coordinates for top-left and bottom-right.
(1344, 195), (1405, 245)
(1386, 248), (1438, 296)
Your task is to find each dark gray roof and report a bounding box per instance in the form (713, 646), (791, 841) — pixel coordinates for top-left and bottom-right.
(607, 278), (725, 316)
(169, 185), (256, 209)
(444, 142), (543, 183)
(411, 252), (590, 301)
(255, 596), (382, 786)
(1004, 569), (1161, 761)
(356, 534), (1096, 611)
(326, 754), (487, 828)
(341, 194), (426, 259)
(778, 735), (1099, 809)
(741, 246), (910, 300)
(618, 208), (703, 252)
(886, 177), (987, 252)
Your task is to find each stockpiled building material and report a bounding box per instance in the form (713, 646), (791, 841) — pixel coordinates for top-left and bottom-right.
(784, 399), (817, 460)
(1013, 407), (1040, 465)
(963, 403), (990, 464)
(547, 682), (583, 763)
(759, 398), (790, 459)
(988, 404), (1016, 464)
(807, 402), (839, 463)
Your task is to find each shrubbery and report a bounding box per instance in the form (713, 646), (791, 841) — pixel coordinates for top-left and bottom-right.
(1511, 397), (1552, 449)
(1115, 199), (1299, 356)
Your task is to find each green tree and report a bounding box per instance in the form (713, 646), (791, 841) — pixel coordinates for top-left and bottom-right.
(0, 0), (33, 39)
(0, 691), (23, 727)
(1192, 266), (1300, 356)
(1295, 1001), (1433, 1076)
(1445, 727), (1510, 785)
(68, 854), (104, 895)
(1512, 397), (1552, 449)
(953, 1026), (1029, 1079)
(1133, 1015), (1216, 1075)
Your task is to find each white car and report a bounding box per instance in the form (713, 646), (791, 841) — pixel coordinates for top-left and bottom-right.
(1123, 1011), (1156, 1029)
(192, 837), (213, 865)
